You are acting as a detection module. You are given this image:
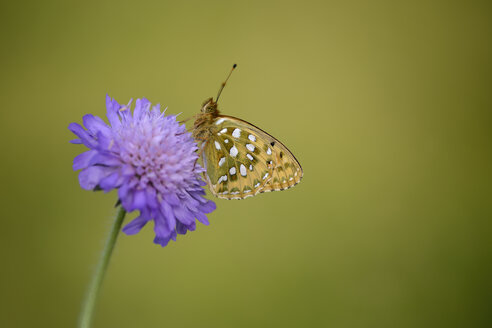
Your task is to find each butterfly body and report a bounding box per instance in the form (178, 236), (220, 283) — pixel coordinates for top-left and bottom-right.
(192, 98), (220, 142)
(193, 97), (303, 200)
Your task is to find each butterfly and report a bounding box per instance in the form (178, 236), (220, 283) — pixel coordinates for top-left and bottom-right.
(192, 64), (303, 200)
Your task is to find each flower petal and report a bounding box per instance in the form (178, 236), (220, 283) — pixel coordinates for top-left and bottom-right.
(151, 103), (161, 116)
(73, 150), (98, 171)
(123, 215), (150, 235)
(95, 131), (117, 153)
(195, 212), (210, 225)
(120, 164), (134, 176)
(118, 99), (132, 122)
(133, 98), (150, 120)
(160, 201), (177, 232)
(189, 190), (208, 203)
(68, 123), (96, 148)
(88, 152), (121, 167)
(145, 186), (158, 209)
(176, 221), (196, 235)
(164, 193), (180, 206)
(173, 204), (195, 225)
(83, 114), (110, 136)
(78, 166), (114, 190)
(118, 183), (130, 201)
(131, 189), (147, 211)
(99, 172), (122, 191)
(153, 213), (174, 247)
(106, 95), (122, 129)
(198, 200), (216, 214)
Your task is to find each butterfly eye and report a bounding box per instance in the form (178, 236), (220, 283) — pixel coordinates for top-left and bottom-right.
(206, 106), (216, 113)
(201, 98), (216, 113)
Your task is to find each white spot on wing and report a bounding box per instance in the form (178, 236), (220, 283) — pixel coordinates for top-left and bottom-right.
(230, 146), (238, 157)
(249, 164), (253, 171)
(246, 154), (254, 161)
(289, 177), (293, 181)
(246, 144), (255, 152)
(214, 141), (221, 150)
(240, 164), (247, 176)
(244, 189), (252, 193)
(217, 175), (227, 183)
(231, 191), (240, 195)
(219, 157), (226, 167)
(254, 182), (261, 188)
(248, 134), (256, 142)
(262, 173), (269, 180)
(224, 139), (229, 143)
(266, 148), (272, 155)
(215, 118), (226, 125)
(232, 128), (241, 138)
(229, 167), (236, 175)
(220, 128), (227, 134)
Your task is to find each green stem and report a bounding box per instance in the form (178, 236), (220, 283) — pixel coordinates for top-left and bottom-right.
(79, 206), (126, 328)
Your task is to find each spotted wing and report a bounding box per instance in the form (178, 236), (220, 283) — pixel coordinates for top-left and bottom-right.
(201, 115), (303, 200)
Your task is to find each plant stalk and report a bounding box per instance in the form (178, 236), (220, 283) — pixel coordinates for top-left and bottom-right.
(79, 206), (126, 328)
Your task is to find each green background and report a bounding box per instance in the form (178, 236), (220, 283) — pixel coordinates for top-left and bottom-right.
(1, 0), (490, 327)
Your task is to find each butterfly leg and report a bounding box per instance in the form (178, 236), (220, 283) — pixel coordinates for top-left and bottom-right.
(177, 114), (199, 133)
(178, 115), (194, 124)
(193, 140), (208, 169)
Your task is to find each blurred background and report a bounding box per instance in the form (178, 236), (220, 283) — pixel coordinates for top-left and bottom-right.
(1, 0), (491, 327)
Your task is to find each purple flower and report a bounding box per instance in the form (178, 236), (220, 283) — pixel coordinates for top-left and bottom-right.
(69, 95), (216, 247)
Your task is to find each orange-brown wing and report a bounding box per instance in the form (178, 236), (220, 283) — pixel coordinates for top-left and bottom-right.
(202, 115), (302, 199)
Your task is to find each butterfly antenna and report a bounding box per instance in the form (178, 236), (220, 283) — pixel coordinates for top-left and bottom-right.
(216, 64), (237, 103)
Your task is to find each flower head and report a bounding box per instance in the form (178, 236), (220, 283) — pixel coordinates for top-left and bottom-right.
(69, 95), (216, 247)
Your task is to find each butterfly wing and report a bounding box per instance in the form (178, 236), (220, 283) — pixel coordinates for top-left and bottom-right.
(202, 115), (303, 200)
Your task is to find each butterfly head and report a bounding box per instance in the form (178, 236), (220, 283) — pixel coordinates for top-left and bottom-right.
(201, 97), (218, 114)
